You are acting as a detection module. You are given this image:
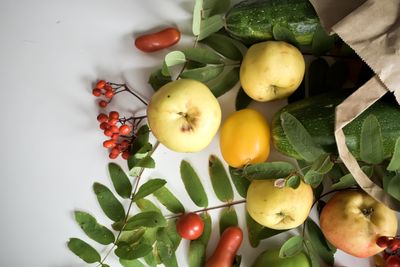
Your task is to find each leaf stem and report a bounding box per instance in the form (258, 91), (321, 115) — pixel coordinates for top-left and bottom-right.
(166, 199), (246, 220)
(96, 141), (160, 266)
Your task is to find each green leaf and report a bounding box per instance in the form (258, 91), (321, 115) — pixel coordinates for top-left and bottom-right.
(67, 238), (101, 263)
(313, 183), (324, 200)
(304, 154), (334, 188)
(180, 65), (224, 83)
(129, 125), (150, 161)
(180, 160), (208, 207)
(305, 240), (321, 267)
(331, 165), (373, 190)
(219, 207), (238, 235)
(279, 235), (304, 258)
(137, 155), (155, 168)
(153, 186), (185, 214)
(148, 69), (172, 91)
(115, 242), (153, 260)
(136, 198), (162, 213)
(360, 115), (384, 164)
(331, 173), (357, 189)
(243, 161), (296, 180)
(281, 112), (325, 162)
(189, 240), (206, 267)
(201, 33), (243, 61)
(235, 87), (252, 110)
(125, 211), (167, 230)
(306, 218), (335, 265)
(132, 179), (167, 202)
(198, 14), (224, 41)
(74, 211), (115, 245)
(308, 58), (329, 96)
(228, 166), (250, 198)
(312, 25), (335, 56)
(388, 137), (400, 171)
(209, 155), (234, 202)
(272, 25), (298, 45)
(156, 229), (178, 267)
(143, 250), (157, 267)
(203, 0), (230, 17)
(189, 213), (211, 267)
(162, 51), (186, 76)
(192, 0), (203, 36)
(246, 212), (284, 247)
(102, 264), (110, 267)
(198, 212), (212, 245)
(108, 162), (132, 199)
(183, 47), (223, 64)
(208, 67), (240, 97)
(387, 174), (400, 201)
(119, 228), (146, 245)
(120, 259), (146, 267)
(93, 182), (125, 222)
(286, 175), (301, 189)
(166, 219), (181, 251)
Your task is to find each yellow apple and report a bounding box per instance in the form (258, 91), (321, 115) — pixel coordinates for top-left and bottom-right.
(240, 41), (305, 102)
(320, 190), (398, 258)
(246, 179), (313, 230)
(147, 79), (221, 152)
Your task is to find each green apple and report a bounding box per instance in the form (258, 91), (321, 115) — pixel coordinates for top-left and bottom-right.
(240, 41), (305, 102)
(147, 79), (221, 152)
(246, 179), (313, 230)
(252, 248), (310, 267)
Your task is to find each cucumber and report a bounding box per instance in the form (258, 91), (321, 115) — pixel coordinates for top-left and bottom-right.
(225, 0), (319, 45)
(272, 92), (400, 160)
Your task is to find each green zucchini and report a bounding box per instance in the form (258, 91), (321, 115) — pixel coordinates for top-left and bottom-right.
(272, 92), (400, 160)
(225, 0), (320, 45)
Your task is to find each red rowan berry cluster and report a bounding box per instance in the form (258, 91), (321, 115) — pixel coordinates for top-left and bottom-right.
(377, 236), (400, 267)
(93, 80), (148, 160)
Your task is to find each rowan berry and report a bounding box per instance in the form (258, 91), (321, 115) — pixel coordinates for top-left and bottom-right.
(104, 91), (114, 99)
(109, 111), (119, 119)
(97, 113), (108, 123)
(109, 125), (119, 133)
(119, 125), (131, 135)
(122, 151), (130, 160)
(104, 84), (113, 91)
(120, 140), (130, 149)
(104, 129), (113, 137)
(112, 133), (119, 140)
(100, 122), (110, 130)
(103, 139), (116, 148)
(109, 152), (118, 159)
(92, 88), (102, 97)
(108, 118), (118, 126)
(95, 80), (106, 89)
(111, 147), (120, 155)
(99, 100), (108, 108)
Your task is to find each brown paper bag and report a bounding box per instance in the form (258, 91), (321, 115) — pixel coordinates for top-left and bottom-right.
(309, 0), (400, 210)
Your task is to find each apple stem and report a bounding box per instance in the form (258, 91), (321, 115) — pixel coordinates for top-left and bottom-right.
(166, 199), (246, 220)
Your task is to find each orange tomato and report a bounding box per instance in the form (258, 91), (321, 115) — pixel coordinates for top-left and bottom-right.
(219, 109), (270, 168)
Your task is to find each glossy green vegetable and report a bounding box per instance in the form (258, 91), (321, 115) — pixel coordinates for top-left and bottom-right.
(272, 92), (400, 160)
(225, 0), (319, 45)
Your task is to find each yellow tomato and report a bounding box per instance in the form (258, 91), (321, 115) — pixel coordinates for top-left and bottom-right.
(219, 109), (270, 168)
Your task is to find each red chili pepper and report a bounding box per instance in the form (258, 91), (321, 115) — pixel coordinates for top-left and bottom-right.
(205, 226), (243, 267)
(135, 27), (181, 52)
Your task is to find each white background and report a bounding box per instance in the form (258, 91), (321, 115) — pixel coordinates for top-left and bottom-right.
(0, 0), (394, 266)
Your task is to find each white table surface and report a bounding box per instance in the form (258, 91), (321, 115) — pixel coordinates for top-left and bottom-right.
(0, 0), (396, 266)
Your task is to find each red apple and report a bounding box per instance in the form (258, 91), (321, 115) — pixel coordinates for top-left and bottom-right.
(320, 190), (398, 258)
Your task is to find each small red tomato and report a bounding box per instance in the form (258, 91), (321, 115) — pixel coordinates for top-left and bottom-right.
(176, 213), (204, 240)
(387, 255), (400, 267)
(135, 27), (181, 53)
